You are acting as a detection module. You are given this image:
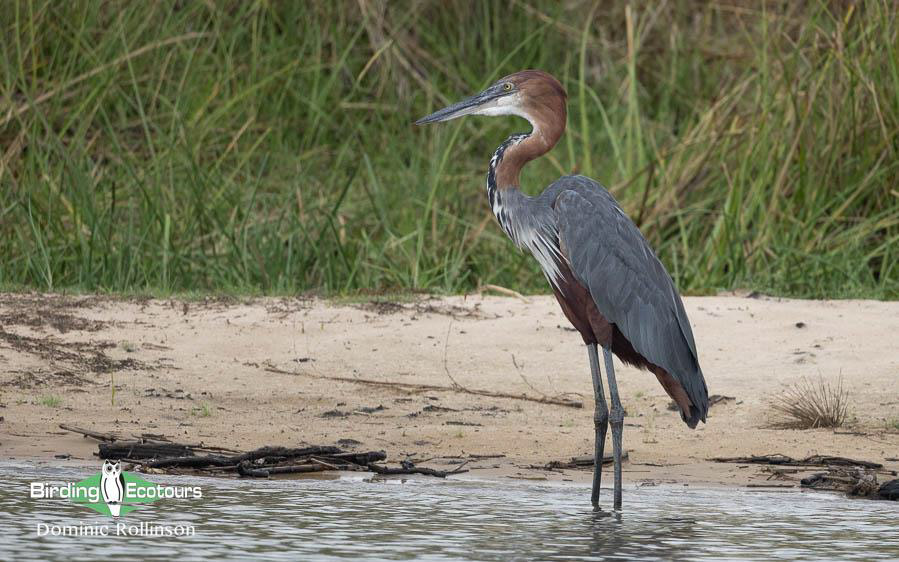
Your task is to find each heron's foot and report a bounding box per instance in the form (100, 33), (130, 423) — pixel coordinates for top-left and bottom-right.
(590, 507), (620, 521)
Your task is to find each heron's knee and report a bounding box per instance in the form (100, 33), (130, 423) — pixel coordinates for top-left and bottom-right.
(609, 406), (625, 426)
(593, 410), (608, 427)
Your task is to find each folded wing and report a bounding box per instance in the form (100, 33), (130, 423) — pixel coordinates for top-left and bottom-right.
(552, 176), (708, 425)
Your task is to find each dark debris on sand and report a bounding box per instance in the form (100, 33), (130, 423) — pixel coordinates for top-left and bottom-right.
(712, 453), (898, 501)
(59, 424), (467, 479)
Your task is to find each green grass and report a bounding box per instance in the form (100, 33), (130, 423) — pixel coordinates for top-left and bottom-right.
(1, 2), (897, 298)
(38, 395), (61, 408)
(190, 402), (213, 418)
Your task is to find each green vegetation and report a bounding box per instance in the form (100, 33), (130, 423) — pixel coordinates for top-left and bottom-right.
(191, 402), (214, 418)
(1, 2), (896, 298)
(38, 394), (61, 408)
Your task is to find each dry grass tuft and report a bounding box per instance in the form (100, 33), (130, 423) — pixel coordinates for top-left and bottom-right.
(769, 376), (850, 430)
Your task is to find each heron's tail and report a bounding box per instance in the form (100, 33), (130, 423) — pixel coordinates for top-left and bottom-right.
(650, 363), (708, 429)
(681, 366), (709, 429)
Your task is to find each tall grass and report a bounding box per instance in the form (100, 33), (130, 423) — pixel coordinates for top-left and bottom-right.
(1, 1), (896, 298)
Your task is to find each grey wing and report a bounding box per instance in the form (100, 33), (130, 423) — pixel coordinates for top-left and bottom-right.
(552, 176), (708, 423)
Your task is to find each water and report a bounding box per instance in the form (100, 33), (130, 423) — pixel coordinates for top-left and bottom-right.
(1, 462), (897, 561)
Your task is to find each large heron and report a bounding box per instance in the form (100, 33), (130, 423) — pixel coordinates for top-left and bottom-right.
(416, 70), (709, 511)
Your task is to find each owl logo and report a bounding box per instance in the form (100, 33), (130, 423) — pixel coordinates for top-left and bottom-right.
(100, 460), (126, 517)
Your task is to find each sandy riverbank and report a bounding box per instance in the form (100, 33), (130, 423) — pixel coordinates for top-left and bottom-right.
(1, 292), (897, 488)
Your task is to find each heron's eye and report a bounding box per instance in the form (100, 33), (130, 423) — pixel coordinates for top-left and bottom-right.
(503, 82), (513, 92)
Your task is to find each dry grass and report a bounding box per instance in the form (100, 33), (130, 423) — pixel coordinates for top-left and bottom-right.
(769, 376), (850, 430)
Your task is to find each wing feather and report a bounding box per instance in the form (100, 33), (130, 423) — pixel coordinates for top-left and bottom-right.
(552, 176), (708, 422)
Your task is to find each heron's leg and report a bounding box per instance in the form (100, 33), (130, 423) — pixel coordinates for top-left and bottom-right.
(587, 343), (608, 509)
(602, 345), (624, 511)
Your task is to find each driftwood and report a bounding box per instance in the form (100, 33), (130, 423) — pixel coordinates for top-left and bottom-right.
(99, 442), (193, 460)
(230, 446), (343, 463)
(60, 424), (240, 455)
(366, 462), (468, 478)
(536, 452), (627, 471)
(711, 453), (896, 501)
(146, 455), (232, 468)
(137, 445), (391, 476)
(878, 479), (899, 500)
(709, 454), (882, 469)
(800, 468), (888, 499)
(66, 426), (457, 480)
(237, 462), (356, 478)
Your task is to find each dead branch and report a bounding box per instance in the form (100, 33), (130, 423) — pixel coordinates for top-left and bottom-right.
(366, 462), (468, 478)
(59, 423), (119, 442)
(709, 454), (882, 469)
(262, 364), (582, 408)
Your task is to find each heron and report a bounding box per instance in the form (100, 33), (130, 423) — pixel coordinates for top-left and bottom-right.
(416, 70), (709, 511)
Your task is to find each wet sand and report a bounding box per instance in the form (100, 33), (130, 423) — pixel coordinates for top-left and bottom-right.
(1, 292), (897, 487)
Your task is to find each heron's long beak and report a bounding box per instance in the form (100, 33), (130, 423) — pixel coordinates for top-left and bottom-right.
(415, 86), (503, 125)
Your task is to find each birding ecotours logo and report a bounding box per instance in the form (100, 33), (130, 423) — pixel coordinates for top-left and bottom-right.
(29, 460), (202, 517)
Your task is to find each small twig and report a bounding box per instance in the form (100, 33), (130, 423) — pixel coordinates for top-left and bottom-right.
(132, 433), (243, 454)
(261, 364), (582, 409)
(442, 316), (466, 390)
(59, 424), (119, 442)
(309, 457), (341, 471)
(476, 284), (530, 303)
(511, 353), (548, 398)
(450, 460), (472, 473)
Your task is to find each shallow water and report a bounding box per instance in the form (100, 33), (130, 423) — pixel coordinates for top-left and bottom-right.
(1, 463), (897, 561)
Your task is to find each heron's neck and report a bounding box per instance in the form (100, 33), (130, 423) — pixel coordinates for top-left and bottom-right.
(485, 129), (567, 288)
(490, 130), (555, 189)
(487, 129), (558, 225)
(487, 133), (526, 214)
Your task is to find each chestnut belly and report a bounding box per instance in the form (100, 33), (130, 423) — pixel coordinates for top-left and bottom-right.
(550, 259), (694, 416)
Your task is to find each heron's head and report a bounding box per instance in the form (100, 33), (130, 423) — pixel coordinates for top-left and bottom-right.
(415, 70), (567, 135)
